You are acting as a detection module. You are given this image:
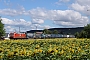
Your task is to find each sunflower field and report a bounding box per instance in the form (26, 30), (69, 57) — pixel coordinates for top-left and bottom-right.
(0, 38), (90, 60)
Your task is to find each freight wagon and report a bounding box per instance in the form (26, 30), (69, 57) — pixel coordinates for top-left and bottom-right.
(26, 33), (75, 39)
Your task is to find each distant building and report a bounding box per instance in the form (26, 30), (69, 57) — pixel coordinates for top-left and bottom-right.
(26, 30), (43, 33)
(48, 27), (84, 35)
(5, 33), (10, 38)
(4, 33), (10, 40)
(26, 30), (43, 38)
(26, 27), (84, 35)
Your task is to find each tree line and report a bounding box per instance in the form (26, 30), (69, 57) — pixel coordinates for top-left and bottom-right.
(43, 29), (58, 34)
(75, 24), (90, 38)
(43, 24), (90, 38)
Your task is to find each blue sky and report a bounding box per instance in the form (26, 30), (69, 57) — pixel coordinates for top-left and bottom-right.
(0, 0), (90, 33)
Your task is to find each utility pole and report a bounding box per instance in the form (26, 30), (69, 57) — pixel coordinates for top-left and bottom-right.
(35, 24), (37, 30)
(31, 20), (38, 30)
(19, 26), (20, 33)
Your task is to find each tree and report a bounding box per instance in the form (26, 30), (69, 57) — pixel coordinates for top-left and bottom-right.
(79, 30), (87, 38)
(0, 17), (5, 39)
(53, 30), (58, 34)
(43, 29), (52, 34)
(75, 32), (80, 38)
(75, 24), (90, 38)
(84, 24), (90, 38)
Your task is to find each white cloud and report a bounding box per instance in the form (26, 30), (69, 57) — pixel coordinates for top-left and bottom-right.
(2, 18), (31, 27)
(5, 26), (11, 29)
(55, 0), (70, 5)
(76, 0), (90, 6)
(70, 0), (90, 16)
(1, 7), (89, 28)
(32, 19), (44, 24)
(29, 7), (47, 19)
(43, 25), (51, 29)
(0, 8), (29, 17)
(29, 24), (51, 30)
(1, 17), (50, 32)
(70, 3), (85, 11)
(1, 17), (32, 32)
(2, 18), (14, 25)
(0, 9), (20, 16)
(53, 10), (89, 27)
(29, 8), (89, 27)
(60, 0), (70, 3)
(5, 26), (15, 32)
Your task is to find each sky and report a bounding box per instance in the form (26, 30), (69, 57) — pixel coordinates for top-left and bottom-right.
(0, 0), (90, 33)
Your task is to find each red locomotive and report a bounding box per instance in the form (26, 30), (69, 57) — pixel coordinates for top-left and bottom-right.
(9, 32), (27, 39)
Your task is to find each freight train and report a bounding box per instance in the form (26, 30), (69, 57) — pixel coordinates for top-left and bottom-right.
(8, 32), (75, 39)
